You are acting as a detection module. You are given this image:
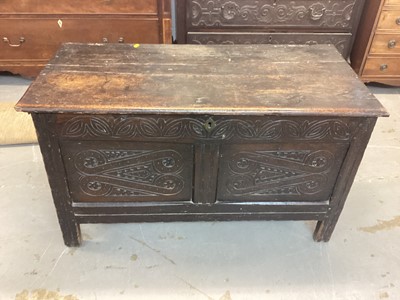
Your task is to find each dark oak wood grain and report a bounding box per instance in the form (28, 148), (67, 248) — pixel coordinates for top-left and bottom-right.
(16, 43), (388, 246)
(16, 43), (387, 117)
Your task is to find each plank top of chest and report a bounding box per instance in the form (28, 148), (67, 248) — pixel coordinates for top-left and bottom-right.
(16, 43), (388, 117)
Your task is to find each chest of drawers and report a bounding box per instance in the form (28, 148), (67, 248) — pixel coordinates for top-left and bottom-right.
(175, 0), (366, 58)
(0, 0), (171, 78)
(16, 43), (387, 246)
(351, 0), (400, 85)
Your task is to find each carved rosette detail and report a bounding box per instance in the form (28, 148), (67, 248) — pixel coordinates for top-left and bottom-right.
(74, 149), (185, 197)
(189, 0), (355, 28)
(62, 116), (352, 141)
(226, 150), (334, 196)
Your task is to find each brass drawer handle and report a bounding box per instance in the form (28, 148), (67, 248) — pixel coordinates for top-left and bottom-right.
(3, 37), (25, 47)
(388, 40), (397, 49)
(103, 37), (124, 43)
(396, 17), (400, 25)
(380, 64), (388, 71)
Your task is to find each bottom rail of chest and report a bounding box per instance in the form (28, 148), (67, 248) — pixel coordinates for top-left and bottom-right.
(72, 201), (329, 223)
(61, 199), (337, 246)
(69, 201), (332, 246)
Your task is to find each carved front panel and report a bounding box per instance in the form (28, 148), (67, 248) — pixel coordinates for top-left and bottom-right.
(61, 141), (193, 202)
(217, 143), (348, 202)
(57, 114), (357, 143)
(188, 0), (357, 29)
(188, 32), (351, 56)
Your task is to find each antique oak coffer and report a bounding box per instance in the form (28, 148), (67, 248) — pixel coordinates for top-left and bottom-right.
(16, 43), (388, 246)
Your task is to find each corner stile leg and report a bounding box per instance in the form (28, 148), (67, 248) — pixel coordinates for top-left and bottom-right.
(59, 219), (82, 247)
(31, 113), (81, 247)
(314, 219), (335, 242)
(313, 118), (377, 242)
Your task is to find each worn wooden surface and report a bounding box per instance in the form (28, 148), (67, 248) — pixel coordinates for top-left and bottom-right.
(17, 43), (388, 246)
(16, 43), (387, 117)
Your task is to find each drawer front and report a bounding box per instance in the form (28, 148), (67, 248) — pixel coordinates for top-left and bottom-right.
(0, 18), (160, 60)
(188, 0), (358, 30)
(187, 32), (352, 56)
(217, 143), (348, 202)
(377, 11), (400, 30)
(370, 33), (400, 54)
(0, 0), (158, 14)
(363, 57), (400, 76)
(61, 141), (193, 203)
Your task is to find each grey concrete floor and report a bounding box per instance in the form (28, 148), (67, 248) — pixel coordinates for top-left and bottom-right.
(0, 75), (399, 300)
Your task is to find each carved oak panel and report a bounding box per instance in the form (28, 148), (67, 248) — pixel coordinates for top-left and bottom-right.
(217, 143), (348, 201)
(57, 114), (357, 143)
(188, 32), (351, 56)
(188, 0), (357, 29)
(61, 141), (193, 202)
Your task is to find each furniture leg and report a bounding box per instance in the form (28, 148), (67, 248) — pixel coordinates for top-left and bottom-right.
(313, 218), (337, 242)
(32, 113), (82, 247)
(314, 118), (378, 242)
(58, 219), (81, 247)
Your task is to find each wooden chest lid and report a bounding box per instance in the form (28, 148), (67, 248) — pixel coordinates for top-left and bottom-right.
(16, 43), (388, 117)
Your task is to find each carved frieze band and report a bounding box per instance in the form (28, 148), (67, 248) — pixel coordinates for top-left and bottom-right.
(189, 0), (356, 28)
(189, 34), (349, 55)
(73, 149), (185, 197)
(225, 150), (333, 196)
(62, 116), (352, 141)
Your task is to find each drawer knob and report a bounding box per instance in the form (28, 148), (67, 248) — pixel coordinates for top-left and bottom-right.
(388, 40), (397, 49)
(2, 37), (25, 47)
(396, 17), (400, 25)
(204, 117), (216, 132)
(118, 37), (125, 43)
(380, 64), (388, 71)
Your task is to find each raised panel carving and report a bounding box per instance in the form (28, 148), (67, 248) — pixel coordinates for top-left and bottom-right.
(218, 143), (348, 201)
(61, 142), (193, 202)
(189, 0), (356, 29)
